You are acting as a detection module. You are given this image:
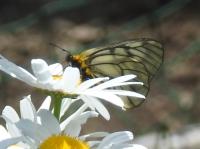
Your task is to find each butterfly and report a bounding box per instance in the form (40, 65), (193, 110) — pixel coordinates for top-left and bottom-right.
(56, 38), (164, 109)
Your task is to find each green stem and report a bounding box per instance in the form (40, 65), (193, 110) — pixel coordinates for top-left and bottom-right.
(52, 94), (62, 121)
(43, 90), (77, 120)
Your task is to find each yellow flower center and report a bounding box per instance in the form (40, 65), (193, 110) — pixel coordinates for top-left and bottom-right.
(52, 75), (63, 80)
(39, 135), (89, 149)
(9, 145), (23, 149)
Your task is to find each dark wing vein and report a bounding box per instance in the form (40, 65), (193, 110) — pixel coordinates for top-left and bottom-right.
(80, 39), (164, 108)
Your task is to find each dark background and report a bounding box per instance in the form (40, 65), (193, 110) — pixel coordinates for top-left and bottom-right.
(0, 0), (199, 146)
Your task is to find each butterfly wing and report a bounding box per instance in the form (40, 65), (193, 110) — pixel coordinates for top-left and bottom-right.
(77, 38), (164, 108)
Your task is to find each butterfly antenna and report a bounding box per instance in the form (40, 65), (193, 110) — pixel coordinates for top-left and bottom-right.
(49, 42), (71, 55)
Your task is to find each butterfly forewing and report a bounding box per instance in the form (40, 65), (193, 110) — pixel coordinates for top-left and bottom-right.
(72, 39), (164, 108)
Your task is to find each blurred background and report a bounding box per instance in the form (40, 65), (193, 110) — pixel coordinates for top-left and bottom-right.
(0, 0), (199, 148)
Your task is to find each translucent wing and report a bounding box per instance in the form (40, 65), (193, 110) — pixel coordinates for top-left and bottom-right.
(76, 38), (164, 108)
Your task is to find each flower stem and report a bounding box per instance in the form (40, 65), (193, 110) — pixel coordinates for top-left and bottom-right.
(51, 94), (63, 121)
(45, 90), (77, 120)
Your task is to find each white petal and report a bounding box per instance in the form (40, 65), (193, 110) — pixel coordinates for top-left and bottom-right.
(109, 144), (133, 149)
(64, 111), (98, 137)
(6, 123), (22, 138)
(79, 90), (124, 107)
(76, 77), (109, 91)
(88, 141), (100, 148)
(2, 106), (20, 123)
(64, 121), (81, 137)
(93, 82), (143, 90)
(88, 98), (109, 120)
(20, 96), (37, 122)
(97, 131), (133, 149)
(80, 132), (108, 140)
(0, 55), (37, 86)
(60, 104), (88, 131)
(37, 109), (60, 135)
(61, 67), (80, 93)
(0, 137), (24, 149)
(79, 96), (95, 111)
(0, 125), (10, 140)
(31, 59), (52, 84)
(111, 144), (148, 149)
(80, 111), (100, 123)
(38, 96), (51, 111)
(81, 96), (110, 120)
(60, 98), (73, 118)
(103, 90), (145, 99)
(48, 63), (63, 75)
(93, 75), (136, 90)
(131, 144), (148, 149)
(16, 119), (50, 143)
(1, 114), (22, 138)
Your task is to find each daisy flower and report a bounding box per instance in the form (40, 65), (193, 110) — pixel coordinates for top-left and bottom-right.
(0, 95), (51, 149)
(0, 55), (145, 120)
(0, 95), (99, 149)
(0, 55), (80, 93)
(2, 108), (146, 149)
